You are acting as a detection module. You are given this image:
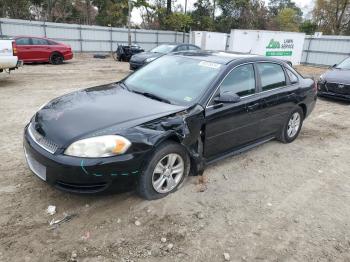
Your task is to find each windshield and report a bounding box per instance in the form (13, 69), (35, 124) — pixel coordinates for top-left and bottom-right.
(124, 56), (223, 105)
(336, 57), (350, 69)
(150, 45), (176, 54)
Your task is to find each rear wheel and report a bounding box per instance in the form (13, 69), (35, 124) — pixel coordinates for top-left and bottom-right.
(277, 107), (304, 143)
(137, 142), (190, 200)
(49, 53), (64, 65)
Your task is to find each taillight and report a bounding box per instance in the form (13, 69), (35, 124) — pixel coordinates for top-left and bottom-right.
(313, 80), (318, 94)
(12, 41), (17, 56)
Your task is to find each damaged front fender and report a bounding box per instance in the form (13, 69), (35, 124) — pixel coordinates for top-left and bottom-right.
(125, 104), (206, 175)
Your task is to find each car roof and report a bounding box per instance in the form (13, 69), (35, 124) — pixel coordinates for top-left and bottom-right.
(171, 50), (285, 65)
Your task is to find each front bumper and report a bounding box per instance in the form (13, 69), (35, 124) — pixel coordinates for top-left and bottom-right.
(318, 82), (350, 102)
(318, 90), (350, 101)
(23, 126), (149, 194)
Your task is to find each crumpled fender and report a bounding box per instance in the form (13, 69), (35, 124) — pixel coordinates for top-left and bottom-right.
(127, 104), (206, 175)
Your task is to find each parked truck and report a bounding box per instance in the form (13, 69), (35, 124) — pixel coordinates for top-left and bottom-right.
(0, 39), (23, 73)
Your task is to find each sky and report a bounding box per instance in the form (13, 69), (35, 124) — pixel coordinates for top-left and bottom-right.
(131, 0), (314, 25)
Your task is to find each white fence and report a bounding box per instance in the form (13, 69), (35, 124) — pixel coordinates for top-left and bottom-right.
(0, 18), (189, 52)
(301, 35), (350, 67)
(1, 18), (349, 66)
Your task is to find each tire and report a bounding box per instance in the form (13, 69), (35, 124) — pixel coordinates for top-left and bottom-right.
(137, 141), (190, 200)
(277, 107), (304, 143)
(49, 53), (64, 65)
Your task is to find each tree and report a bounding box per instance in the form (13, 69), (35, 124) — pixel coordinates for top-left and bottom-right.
(275, 7), (301, 31)
(93, 0), (129, 27)
(299, 20), (317, 34)
(0, 0), (30, 19)
(190, 0), (214, 31)
(313, 0), (350, 35)
(268, 0), (302, 17)
(165, 12), (192, 31)
(215, 0), (270, 33)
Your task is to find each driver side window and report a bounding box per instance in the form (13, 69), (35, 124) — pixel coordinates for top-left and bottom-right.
(220, 64), (256, 97)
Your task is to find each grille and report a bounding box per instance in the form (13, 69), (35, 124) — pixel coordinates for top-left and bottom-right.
(55, 181), (108, 193)
(326, 82), (350, 94)
(28, 123), (59, 154)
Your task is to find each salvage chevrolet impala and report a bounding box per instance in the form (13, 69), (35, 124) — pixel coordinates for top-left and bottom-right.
(23, 51), (317, 200)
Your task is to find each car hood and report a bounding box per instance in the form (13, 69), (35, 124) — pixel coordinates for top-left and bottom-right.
(33, 83), (187, 147)
(130, 52), (163, 62)
(323, 69), (350, 84)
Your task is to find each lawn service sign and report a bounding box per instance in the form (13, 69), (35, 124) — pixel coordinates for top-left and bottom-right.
(229, 30), (306, 65)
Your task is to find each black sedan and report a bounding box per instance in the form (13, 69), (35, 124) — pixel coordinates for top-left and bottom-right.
(129, 43), (200, 70)
(318, 57), (350, 101)
(24, 51), (317, 200)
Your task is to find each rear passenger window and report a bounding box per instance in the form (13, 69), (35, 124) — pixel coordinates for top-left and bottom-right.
(286, 69), (299, 84)
(188, 45), (200, 50)
(31, 38), (49, 45)
(220, 64), (256, 97)
(176, 45), (188, 51)
(257, 63), (286, 91)
(16, 38), (31, 45)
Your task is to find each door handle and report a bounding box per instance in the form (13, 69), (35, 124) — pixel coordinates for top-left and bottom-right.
(247, 103), (260, 112)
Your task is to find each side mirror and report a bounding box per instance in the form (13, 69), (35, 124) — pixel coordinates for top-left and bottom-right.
(214, 92), (241, 103)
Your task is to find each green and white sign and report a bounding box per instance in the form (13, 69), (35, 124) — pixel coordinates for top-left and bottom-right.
(229, 30), (305, 65)
(265, 38), (294, 56)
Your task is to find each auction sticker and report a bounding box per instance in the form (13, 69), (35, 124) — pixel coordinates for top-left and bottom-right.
(198, 61), (221, 69)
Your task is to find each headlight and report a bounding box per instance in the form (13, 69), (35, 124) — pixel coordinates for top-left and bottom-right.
(319, 75), (325, 83)
(145, 57), (157, 63)
(64, 135), (131, 158)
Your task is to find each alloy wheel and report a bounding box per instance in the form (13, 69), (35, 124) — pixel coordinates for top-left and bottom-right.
(287, 112), (301, 138)
(152, 153), (184, 194)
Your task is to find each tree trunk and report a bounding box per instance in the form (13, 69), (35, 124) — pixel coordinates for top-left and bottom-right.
(166, 0), (171, 14)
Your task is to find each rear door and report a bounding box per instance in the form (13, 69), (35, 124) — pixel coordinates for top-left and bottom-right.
(30, 38), (52, 61)
(204, 63), (264, 158)
(256, 62), (298, 136)
(15, 37), (32, 61)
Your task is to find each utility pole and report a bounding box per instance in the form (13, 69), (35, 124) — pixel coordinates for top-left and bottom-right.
(183, 0), (188, 43)
(128, 0), (132, 46)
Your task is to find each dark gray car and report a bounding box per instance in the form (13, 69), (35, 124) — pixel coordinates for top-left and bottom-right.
(318, 57), (350, 101)
(129, 43), (200, 70)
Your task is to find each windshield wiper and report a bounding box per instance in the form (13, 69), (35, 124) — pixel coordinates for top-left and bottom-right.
(119, 82), (130, 91)
(131, 90), (172, 104)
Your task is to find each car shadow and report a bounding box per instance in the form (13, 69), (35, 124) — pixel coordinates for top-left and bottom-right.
(318, 96), (350, 105)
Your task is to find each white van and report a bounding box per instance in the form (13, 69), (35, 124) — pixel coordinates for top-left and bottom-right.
(0, 39), (23, 73)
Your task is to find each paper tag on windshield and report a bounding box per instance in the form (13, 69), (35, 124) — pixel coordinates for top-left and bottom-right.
(198, 61), (221, 69)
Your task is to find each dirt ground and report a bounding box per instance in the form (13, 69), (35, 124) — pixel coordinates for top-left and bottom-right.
(1, 55), (350, 262)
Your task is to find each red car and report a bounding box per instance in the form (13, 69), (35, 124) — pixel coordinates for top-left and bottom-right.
(14, 36), (73, 65)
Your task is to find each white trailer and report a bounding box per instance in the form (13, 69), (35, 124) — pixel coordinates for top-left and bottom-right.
(190, 31), (228, 51)
(228, 30), (305, 65)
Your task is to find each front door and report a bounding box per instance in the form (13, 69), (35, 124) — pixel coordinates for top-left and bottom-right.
(204, 63), (263, 159)
(30, 38), (52, 61)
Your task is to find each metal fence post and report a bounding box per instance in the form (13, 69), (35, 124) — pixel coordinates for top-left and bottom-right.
(43, 21), (47, 37)
(0, 20), (3, 36)
(305, 37), (313, 65)
(156, 31), (159, 46)
(79, 25), (83, 52)
(110, 27), (113, 52)
(175, 31), (177, 43)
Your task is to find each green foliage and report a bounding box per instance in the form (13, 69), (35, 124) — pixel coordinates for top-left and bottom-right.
(275, 8), (301, 32)
(190, 0), (214, 31)
(299, 20), (317, 35)
(165, 13), (192, 31)
(93, 0), (129, 27)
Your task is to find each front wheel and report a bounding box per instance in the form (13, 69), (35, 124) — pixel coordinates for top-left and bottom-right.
(277, 108), (304, 143)
(137, 142), (190, 200)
